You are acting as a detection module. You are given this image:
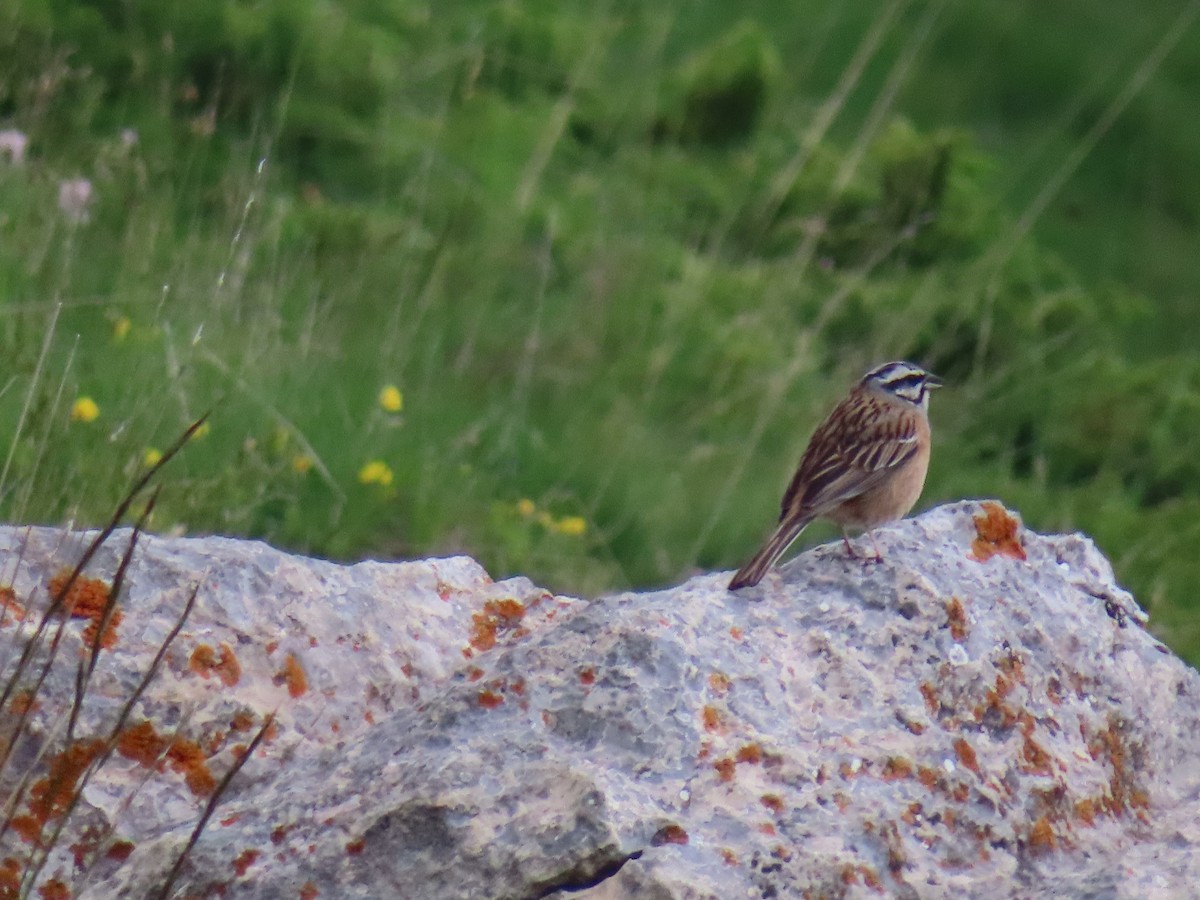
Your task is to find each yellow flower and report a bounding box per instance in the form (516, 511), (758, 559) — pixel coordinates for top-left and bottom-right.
(378, 385), (404, 413)
(189, 421), (211, 441)
(516, 498), (536, 517)
(71, 396), (100, 423)
(292, 454), (313, 474)
(113, 316), (131, 341)
(555, 516), (587, 537)
(143, 448), (163, 467)
(358, 460), (394, 486)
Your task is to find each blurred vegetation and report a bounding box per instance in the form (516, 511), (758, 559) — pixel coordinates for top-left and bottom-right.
(1, 1), (1199, 659)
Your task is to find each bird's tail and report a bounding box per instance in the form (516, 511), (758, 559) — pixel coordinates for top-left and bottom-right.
(728, 516), (813, 590)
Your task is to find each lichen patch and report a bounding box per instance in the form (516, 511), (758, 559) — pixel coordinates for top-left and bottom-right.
(970, 502), (1027, 562)
(190, 642), (242, 686)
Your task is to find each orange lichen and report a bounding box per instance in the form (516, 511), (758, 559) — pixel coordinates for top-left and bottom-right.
(953, 738), (980, 776)
(758, 823), (776, 836)
(1074, 798), (1096, 826)
(477, 690), (504, 709)
(945, 597), (968, 641)
(27, 738), (106, 830)
(882, 757), (914, 781)
(1021, 735), (1054, 776)
(48, 572), (122, 648)
(901, 802), (923, 825)
(82, 606), (123, 650)
(652, 824), (688, 846)
(300, 883), (320, 900)
(993, 671), (1014, 699)
(106, 840), (135, 861)
(230, 711), (255, 733)
(917, 766), (939, 789)
(0, 586), (26, 622)
(1028, 816), (1055, 854)
(168, 739), (217, 797)
(467, 666), (485, 682)
(862, 867), (883, 891)
(975, 679), (1019, 732)
(970, 502), (1027, 562)
(0, 858), (20, 894)
(729, 627), (744, 641)
(736, 743), (763, 764)
(271, 825), (292, 845)
(761, 794), (784, 814)
(183, 763), (219, 801)
(345, 839), (365, 856)
(771, 844), (793, 862)
(708, 672), (731, 694)
(720, 848), (739, 866)
(190, 642), (242, 687)
(11, 815), (41, 843)
(702, 705), (724, 733)
(206, 730), (227, 756)
(233, 849), (260, 876)
(48, 571), (107, 618)
(997, 649), (1026, 683)
(118, 721), (216, 796)
(468, 598), (526, 652)
(578, 668), (595, 685)
(1084, 715), (1148, 821)
(920, 682), (939, 715)
(714, 758), (736, 782)
(274, 654), (308, 697)
(37, 879), (69, 900)
(117, 721), (170, 766)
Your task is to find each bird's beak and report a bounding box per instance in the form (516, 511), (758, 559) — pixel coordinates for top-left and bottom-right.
(924, 372), (944, 389)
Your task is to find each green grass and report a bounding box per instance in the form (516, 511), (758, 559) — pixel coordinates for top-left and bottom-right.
(3, 1), (1200, 660)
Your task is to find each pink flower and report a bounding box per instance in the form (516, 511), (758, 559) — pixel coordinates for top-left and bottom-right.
(58, 178), (94, 224)
(0, 129), (28, 165)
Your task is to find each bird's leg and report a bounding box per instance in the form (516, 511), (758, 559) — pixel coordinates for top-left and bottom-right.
(841, 528), (858, 558)
(865, 529), (885, 563)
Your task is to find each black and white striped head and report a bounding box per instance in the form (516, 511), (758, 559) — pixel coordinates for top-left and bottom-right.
(861, 361), (942, 410)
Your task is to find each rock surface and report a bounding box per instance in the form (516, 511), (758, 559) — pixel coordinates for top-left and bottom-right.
(0, 501), (1197, 899)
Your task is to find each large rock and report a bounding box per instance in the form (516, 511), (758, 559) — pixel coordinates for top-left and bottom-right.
(0, 501), (1196, 899)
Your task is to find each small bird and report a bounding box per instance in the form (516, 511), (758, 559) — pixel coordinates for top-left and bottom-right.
(729, 361), (941, 590)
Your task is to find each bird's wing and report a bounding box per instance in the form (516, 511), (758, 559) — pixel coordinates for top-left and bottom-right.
(780, 394), (920, 520)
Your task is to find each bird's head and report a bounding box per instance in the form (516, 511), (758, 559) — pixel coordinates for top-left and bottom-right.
(862, 361), (942, 410)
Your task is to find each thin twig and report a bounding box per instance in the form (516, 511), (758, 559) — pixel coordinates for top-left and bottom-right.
(67, 489), (157, 743)
(155, 714), (276, 900)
